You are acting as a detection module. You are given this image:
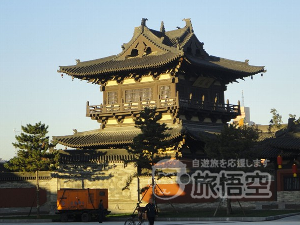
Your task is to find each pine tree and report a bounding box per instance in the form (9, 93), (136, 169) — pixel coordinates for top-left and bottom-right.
(124, 108), (173, 202)
(127, 107), (172, 175)
(5, 122), (58, 218)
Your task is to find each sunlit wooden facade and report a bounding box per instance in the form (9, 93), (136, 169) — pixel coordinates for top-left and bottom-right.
(55, 19), (265, 154)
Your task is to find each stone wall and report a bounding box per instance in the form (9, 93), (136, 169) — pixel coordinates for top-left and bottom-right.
(277, 191), (300, 203)
(0, 171), (57, 215)
(1, 163), (300, 215)
(56, 161), (139, 213)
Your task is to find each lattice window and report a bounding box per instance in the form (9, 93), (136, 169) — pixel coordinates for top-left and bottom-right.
(284, 176), (300, 191)
(107, 92), (118, 104)
(125, 88), (152, 103)
(160, 85), (170, 99)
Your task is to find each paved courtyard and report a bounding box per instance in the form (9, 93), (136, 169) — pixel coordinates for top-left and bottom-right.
(1, 214), (300, 225)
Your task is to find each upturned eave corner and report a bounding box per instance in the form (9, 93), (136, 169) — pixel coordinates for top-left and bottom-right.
(56, 18), (266, 149)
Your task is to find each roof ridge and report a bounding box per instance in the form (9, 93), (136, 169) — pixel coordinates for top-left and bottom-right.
(179, 32), (194, 48)
(114, 26), (144, 60)
(210, 55), (263, 66)
(58, 55), (117, 72)
(165, 26), (190, 41)
(115, 26), (182, 61)
(58, 19), (266, 80)
(142, 28), (181, 53)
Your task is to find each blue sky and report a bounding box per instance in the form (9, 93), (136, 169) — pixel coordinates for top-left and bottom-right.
(1, 0), (299, 160)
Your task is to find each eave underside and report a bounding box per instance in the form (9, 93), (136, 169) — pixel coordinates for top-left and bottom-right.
(59, 54), (265, 83)
(183, 55), (265, 83)
(53, 122), (222, 149)
(59, 52), (182, 78)
(259, 133), (300, 158)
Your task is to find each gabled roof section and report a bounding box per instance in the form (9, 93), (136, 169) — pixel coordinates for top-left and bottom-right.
(260, 121), (300, 158)
(186, 55), (265, 75)
(53, 123), (183, 149)
(53, 121), (222, 149)
(58, 18), (265, 81)
(59, 52), (181, 77)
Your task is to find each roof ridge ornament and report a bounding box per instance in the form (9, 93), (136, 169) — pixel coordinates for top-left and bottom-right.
(183, 18), (193, 33)
(141, 18), (148, 33)
(160, 21), (165, 34)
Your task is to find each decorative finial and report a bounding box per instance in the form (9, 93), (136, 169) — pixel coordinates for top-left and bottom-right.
(141, 18), (148, 33)
(141, 18), (148, 26)
(182, 18), (193, 32)
(75, 59), (80, 64)
(160, 21), (165, 34)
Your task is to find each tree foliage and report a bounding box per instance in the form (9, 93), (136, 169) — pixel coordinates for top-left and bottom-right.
(5, 122), (58, 172)
(126, 107), (172, 174)
(204, 124), (260, 162)
(289, 114), (300, 125)
(204, 124), (260, 215)
(268, 108), (283, 132)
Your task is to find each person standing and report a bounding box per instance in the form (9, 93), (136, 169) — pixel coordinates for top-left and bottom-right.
(145, 198), (156, 225)
(98, 199), (104, 223)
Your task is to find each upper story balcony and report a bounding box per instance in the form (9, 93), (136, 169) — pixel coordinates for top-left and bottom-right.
(86, 96), (240, 120)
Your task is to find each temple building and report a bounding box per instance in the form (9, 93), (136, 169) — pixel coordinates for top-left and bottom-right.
(54, 18), (265, 159)
(260, 118), (300, 193)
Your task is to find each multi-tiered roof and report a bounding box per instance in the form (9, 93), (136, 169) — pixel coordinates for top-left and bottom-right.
(55, 19), (265, 152)
(58, 18), (264, 84)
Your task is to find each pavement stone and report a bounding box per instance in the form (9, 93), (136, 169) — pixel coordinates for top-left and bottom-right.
(1, 212), (300, 223)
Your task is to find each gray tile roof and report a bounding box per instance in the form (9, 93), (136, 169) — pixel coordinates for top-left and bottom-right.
(53, 122), (219, 149)
(259, 124), (300, 158)
(186, 55), (265, 75)
(59, 52), (182, 76)
(58, 19), (265, 81)
(53, 124), (183, 149)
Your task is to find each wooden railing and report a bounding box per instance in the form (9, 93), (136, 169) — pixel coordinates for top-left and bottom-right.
(60, 153), (134, 164)
(179, 99), (240, 114)
(86, 97), (240, 117)
(0, 172), (52, 181)
(87, 97), (178, 116)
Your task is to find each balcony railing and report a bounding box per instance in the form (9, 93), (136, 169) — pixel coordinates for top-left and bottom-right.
(86, 97), (240, 117)
(179, 99), (240, 114)
(87, 97), (178, 116)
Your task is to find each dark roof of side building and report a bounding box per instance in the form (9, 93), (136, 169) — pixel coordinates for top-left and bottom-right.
(260, 120), (300, 158)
